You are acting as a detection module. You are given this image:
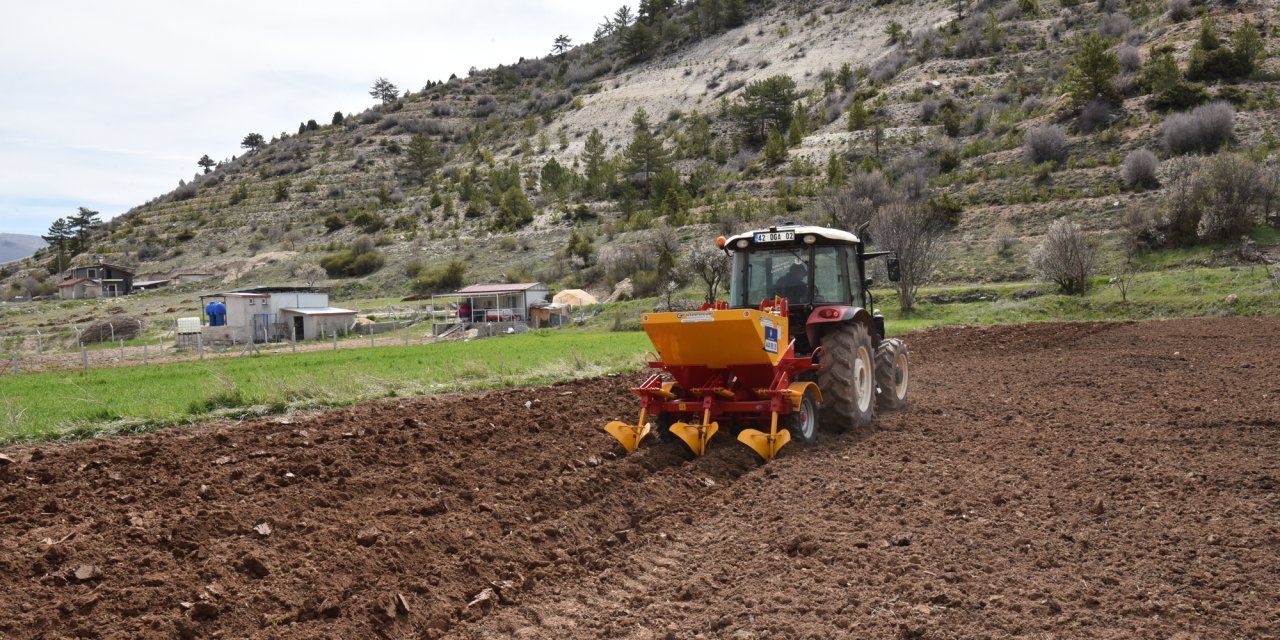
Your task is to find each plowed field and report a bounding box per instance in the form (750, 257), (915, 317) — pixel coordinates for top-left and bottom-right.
(2, 318), (1278, 639)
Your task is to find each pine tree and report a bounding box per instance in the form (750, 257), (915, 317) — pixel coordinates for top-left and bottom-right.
(332, 111), (345, 126)
(552, 34), (572, 55)
(401, 133), (442, 185)
(583, 128), (608, 196)
(68, 207), (101, 255)
(624, 108), (669, 194)
(1063, 33), (1121, 107)
(241, 133), (265, 151)
(42, 218), (73, 272)
(734, 75), (798, 144)
(197, 154), (216, 174)
(370, 77), (399, 104)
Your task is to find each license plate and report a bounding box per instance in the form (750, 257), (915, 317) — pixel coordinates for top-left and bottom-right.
(754, 231), (795, 243)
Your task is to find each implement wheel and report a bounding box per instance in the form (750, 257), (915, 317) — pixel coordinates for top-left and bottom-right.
(875, 338), (910, 411)
(785, 387), (820, 445)
(817, 323), (875, 432)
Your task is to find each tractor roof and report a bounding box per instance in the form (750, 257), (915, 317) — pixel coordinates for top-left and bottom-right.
(724, 225), (861, 249)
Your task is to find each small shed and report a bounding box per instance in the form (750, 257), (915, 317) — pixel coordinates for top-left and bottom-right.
(57, 278), (98, 300)
(279, 307), (359, 340)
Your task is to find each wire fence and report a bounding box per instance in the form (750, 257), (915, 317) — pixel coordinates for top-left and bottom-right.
(0, 303), (590, 376)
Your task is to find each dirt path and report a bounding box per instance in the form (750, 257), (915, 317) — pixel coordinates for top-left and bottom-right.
(1, 318), (1278, 639)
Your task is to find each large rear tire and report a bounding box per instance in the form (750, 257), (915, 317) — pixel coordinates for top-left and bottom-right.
(875, 338), (910, 411)
(817, 323), (875, 433)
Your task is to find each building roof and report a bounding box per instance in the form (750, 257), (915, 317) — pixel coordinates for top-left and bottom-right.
(455, 282), (546, 295)
(57, 278), (89, 288)
(280, 307), (356, 316)
(133, 279), (170, 288)
(70, 263), (134, 276)
(232, 285), (325, 294)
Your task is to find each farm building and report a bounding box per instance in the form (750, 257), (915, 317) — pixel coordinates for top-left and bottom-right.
(57, 263), (134, 299)
(429, 282), (551, 334)
(200, 286), (356, 343)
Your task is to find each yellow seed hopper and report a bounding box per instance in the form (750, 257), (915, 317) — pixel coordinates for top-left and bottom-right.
(604, 299), (822, 461)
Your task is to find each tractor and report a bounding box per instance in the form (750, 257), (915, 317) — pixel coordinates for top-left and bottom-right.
(604, 224), (910, 461)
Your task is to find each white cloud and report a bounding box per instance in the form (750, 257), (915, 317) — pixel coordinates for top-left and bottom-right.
(0, 0), (607, 235)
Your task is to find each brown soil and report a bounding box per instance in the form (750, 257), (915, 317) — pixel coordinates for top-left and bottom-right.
(2, 318), (1278, 639)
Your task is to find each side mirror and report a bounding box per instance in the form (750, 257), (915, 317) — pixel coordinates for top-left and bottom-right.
(864, 277), (874, 288)
(886, 257), (901, 282)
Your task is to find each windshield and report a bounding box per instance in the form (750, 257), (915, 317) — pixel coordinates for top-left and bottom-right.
(730, 246), (851, 307)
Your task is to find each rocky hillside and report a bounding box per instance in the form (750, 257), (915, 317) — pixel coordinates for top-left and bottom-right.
(7, 0), (1279, 300)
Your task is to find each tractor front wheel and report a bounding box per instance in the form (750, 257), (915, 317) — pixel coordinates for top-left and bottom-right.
(875, 338), (910, 411)
(817, 323), (875, 432)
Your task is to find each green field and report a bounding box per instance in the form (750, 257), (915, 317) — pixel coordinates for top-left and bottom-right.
(0, 330), (650, 443)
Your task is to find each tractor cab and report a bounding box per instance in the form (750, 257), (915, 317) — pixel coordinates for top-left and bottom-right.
(720, 224), (895, 355)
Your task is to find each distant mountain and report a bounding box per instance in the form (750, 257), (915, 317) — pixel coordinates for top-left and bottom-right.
(0, 233), (45, 264)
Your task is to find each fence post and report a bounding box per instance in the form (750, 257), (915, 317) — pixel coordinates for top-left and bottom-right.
(197, 333), (204, 360)
(11, 351), (17, 374)
(119, 339), (125, 361)
(81, 344), (88, 371)
(369, 328), (374, 347)
(404, 331), (409, 346)
(143, 342), (148, 365)
(333, 332), (338, 350)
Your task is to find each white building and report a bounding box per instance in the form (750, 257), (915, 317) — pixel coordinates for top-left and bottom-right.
(202, 286), (356, 343)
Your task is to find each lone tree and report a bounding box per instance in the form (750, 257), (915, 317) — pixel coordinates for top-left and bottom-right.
(870, 203), (946, 312)
(624, 107), (669, 194)
(68, 207), (101, 254)
(734, 75), (798, 145)
(552, 34), (572, 55)
(240, 132), (265, 151)
(1063, 33), (1121, 107)
(1030, 217), (1096, 294)
(197, 154), (216, 174)
(401, 132), (442, 185)
(370, 77), (399, 104)
(684, 244), (730, 304)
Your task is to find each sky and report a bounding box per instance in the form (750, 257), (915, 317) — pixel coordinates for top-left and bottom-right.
(0, 0), (609, 237)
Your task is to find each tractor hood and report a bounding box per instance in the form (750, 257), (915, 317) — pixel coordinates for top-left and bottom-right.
(724, 225), (861, 250)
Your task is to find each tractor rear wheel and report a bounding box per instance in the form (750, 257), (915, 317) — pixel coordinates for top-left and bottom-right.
(817, 323), (875, 432)
(785, 387), (820, 445)
(875, 338), (910, 411)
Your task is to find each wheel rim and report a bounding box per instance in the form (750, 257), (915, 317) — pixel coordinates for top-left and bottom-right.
(798, 395), (816, 440)
(893, 351), (909, 398)
(855, 346), (872, 413)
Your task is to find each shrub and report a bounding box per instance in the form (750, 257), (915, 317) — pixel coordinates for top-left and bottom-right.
(1078, 99), (1112, 133)
(1161, 101), (1234, 155)
(1030, 217), (1096, 294)
(1122, 205), (1166, 252)
(1024, 125), (1068, 165)
(323, 215), (345, 232)
(351, 211), (385, 233)
(1100, 13), (1131, 38)
(1166, 0), (1190, 22)
(1197, 154), (1261, 242)
(1117, 45), (1141, 74)
(319, 237), (384, 277)
(919, 99), (939, 123)
(1120, 149), (1159, 189)
(1020, 96), (1043, 113)
(411, 259), (467, 294)
(170, 181), (197, 201)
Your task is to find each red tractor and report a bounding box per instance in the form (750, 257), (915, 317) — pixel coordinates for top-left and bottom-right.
(605, 224), (910, 460)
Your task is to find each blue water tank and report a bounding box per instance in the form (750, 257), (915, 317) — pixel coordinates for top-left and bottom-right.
(205, 301), (227, 326)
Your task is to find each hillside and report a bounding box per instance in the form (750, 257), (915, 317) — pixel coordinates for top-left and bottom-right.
(0, 234), (46, 265)
(4, 0), (1279, 302)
